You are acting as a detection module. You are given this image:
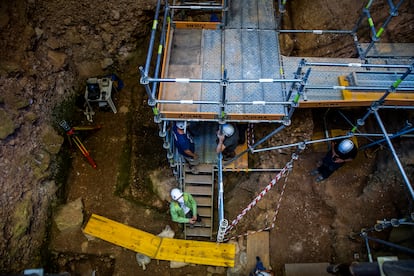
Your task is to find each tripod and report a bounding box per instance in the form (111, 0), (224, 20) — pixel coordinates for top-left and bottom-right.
(59, 120), (101, 169)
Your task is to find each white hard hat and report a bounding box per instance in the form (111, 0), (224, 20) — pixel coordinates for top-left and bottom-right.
(338, 139), (354, 154)
(170, 188), (183, 200)
(222, 124), (235, 137)
(176, 121), (186, 130)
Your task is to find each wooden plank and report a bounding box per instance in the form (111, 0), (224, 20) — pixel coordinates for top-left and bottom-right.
(175, 21), (220, 30)
(185, 227), (212, 238)
(223, 133), (248, 170)
(186, 185), (213, 196)
(83, 214), (162, 258)
(158, 111), (217, 120)
(246, 231), (270, 273)
(197, 206), (212, 217)
(155, 237), (235, 267)
(185, 174), (212, 184)
(228, 113), (285, 121)
(83, 214), (236, 267)
(192, 196), (212, 206)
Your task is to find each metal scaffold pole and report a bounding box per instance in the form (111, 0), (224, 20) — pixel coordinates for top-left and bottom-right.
(352, 0), (407, 59)
(373, 110), (414, 200)
(151, 2), (171, 100)
(363, 0), (406, 58)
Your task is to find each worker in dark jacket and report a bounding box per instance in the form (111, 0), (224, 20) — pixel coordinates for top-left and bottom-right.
(311, 138), (357, 182)
(172, 121), (199, 173)
(216, 123), (239, 160)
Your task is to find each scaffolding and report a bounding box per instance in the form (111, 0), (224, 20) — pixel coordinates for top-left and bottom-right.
(139, 0), (414, 244)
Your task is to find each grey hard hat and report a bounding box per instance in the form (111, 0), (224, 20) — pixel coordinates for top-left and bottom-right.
(222, 124), (235, 137)
(338, 139), (354, 154)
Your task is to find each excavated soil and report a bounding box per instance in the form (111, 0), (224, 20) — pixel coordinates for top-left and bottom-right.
(1, 0), (413, 275)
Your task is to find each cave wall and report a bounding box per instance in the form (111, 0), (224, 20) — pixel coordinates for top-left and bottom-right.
(0, 0), (413, 272)
(0, 0), (156, 271)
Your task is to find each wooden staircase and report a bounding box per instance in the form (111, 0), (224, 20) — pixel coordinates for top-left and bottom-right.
(184, 164), (214, 240)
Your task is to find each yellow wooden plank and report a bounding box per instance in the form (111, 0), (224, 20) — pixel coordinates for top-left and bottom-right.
(83, 214), (162, 258)
(83, 214), (236, 267)
(155, 238), (235, 267)
(223, 133), (248, 171)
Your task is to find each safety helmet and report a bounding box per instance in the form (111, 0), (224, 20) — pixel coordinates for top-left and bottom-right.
(222, 124), (235, 137)
(170, 188), (183, 200)
(176, 121), (186, 130)
(337, 139), (354, 154)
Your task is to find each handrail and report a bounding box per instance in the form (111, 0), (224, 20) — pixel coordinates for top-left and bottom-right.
(151, 2), (171, 100)
(217, 153), (224, 225)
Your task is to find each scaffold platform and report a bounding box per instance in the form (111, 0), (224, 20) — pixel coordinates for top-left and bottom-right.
(154, 0), (414, 123)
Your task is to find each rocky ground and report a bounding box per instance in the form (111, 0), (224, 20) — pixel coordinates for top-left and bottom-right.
(0, 0), (413, 275)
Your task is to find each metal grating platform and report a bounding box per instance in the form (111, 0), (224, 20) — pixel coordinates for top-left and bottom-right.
(227, 0), (276, 30)
(158, 1), (414, 120)
(200, 30), (222, 113)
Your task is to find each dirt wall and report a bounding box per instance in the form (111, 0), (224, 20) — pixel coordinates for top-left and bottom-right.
(0, 0), (413, 273)
(0, 0), (156, 271)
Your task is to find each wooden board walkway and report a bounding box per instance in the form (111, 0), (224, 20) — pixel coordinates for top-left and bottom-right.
(246, 231), (270, 273)
(83, 214), (236, 267)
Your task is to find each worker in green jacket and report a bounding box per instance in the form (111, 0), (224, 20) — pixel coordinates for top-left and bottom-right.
(170, 188), (201, 225)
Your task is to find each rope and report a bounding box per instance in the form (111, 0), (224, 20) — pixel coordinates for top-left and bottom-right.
(223, 169), (290, 242)
(216, 219), (229, 243)
(247, 123), (255, 147)
(224, 153), (297, 235)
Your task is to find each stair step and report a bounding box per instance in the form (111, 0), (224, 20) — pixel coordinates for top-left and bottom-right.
(198, 206), (212, 217)
(185, 227), (212, 238)
(193, 196), (212, 206)
(186, 186), (213, 196)
(199, 217), (212, 227)
(185, 174), (213, 184)
(184, 218), (212, 228)
(185, 163), (213, 173)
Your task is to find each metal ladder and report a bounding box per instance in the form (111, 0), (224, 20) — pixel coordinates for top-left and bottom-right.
(184, 164), (214, 240)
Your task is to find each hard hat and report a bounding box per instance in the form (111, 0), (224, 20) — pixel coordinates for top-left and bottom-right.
(176, 121), (186, 130)
(337, 139), (354, 154)
(170, 188), (183, 200)
(222, 124), (235, 137)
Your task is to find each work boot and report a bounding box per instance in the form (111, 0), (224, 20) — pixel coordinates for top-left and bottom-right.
(190, 166), (199, 174)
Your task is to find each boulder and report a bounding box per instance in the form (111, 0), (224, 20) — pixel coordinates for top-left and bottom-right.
(54, 197), (84, 232)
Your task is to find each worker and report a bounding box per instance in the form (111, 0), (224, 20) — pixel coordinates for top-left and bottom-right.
(172, 121), (199, 173)
(216, 123), (240, 160)
(169, 188), (201, 227)
(311, 138), (358, 182)
(249, 256), (274, 276)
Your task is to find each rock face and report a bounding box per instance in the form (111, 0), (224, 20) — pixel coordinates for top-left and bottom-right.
(0, 0), (156, 271)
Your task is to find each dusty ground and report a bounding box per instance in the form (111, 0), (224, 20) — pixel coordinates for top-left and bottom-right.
(1, 0), (414, 275)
